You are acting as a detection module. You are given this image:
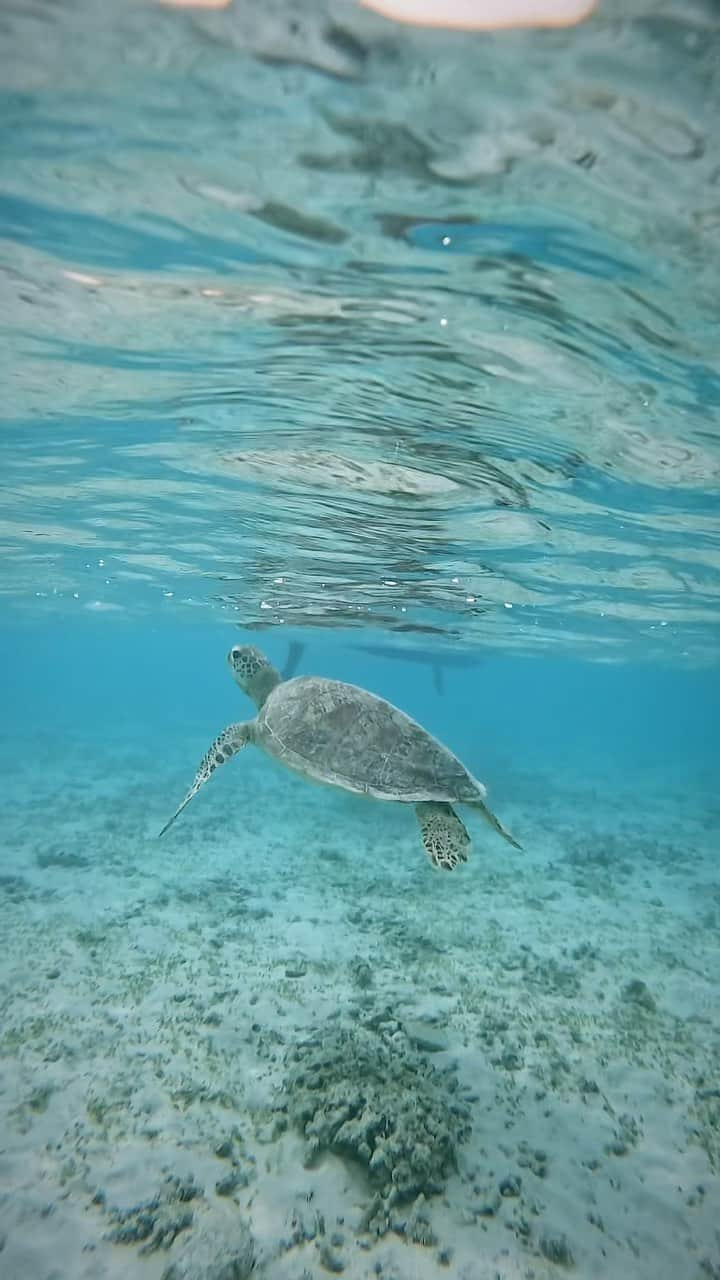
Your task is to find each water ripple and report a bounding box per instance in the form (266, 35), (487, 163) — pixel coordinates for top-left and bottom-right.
(0, 0), (718, 664)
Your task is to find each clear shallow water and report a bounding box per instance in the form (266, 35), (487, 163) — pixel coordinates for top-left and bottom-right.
(1, 3), (720, 1280)
(1, 0), (719, 660)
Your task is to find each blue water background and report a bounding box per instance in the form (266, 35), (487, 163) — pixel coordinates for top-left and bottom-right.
(3, 620), (718, 804)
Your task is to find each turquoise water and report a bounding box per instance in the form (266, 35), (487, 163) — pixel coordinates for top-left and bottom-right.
(1, 2), (719, 1278)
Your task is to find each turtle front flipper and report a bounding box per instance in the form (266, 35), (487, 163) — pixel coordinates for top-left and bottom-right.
(416, 802), (470, 870)
(159, 721), (252, 837)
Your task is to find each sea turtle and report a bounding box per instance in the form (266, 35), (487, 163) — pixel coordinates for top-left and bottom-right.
(160, 645), (521, 870)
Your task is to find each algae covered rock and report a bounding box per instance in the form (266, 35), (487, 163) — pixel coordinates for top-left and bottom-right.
(105, 1175), (201, 1255)
(280, 1019), (470, 1204)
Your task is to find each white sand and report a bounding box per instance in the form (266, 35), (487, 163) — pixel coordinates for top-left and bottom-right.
(0, 728), (718, 1279)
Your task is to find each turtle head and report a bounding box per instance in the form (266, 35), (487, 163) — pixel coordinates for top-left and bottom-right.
(228, 644), (281, 709)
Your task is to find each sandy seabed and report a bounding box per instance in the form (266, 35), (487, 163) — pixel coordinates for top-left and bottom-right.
(0, 729), (718, 1280)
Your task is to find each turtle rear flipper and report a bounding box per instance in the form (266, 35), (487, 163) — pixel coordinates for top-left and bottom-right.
(159, 721), (252, 837)
(416, 802), (470, 870)
(282, 641), (305, 680)
(469, 798), (522, 850)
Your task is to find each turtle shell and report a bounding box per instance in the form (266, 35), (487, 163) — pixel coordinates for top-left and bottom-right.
(255, 675), (485, 803)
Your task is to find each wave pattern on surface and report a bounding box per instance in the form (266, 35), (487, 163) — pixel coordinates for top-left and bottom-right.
(0, 0), (719, 663)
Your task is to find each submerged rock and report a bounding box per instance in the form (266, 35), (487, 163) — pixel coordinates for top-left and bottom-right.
(105, 1176), (201, 1256)
(162, 1219), (255, 1280)
(278, 1017), (471, 1207)
(540, 1229), (575, 1268)
(621, 978), (657, 1013)
(403, 1018), (449, 1054)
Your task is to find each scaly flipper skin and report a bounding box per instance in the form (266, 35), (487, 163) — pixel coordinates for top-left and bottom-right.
(416, 801), (470, 870)
(159, 721), (252, 837)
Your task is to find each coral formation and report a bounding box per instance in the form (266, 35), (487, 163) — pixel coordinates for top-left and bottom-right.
(280, 1016), (471, 1206)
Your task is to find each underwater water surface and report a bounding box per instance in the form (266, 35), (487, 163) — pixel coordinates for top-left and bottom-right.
(1, 1), (719, 1278)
